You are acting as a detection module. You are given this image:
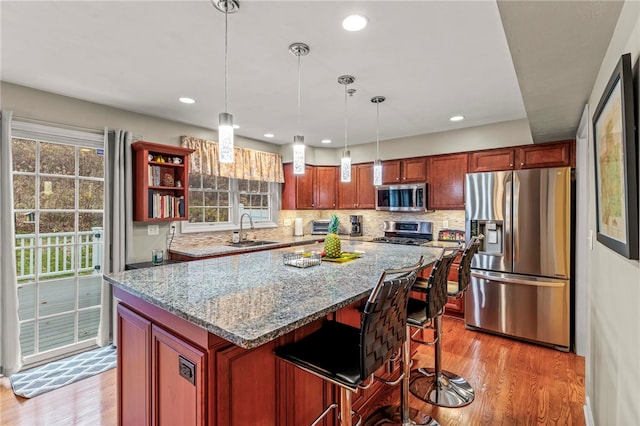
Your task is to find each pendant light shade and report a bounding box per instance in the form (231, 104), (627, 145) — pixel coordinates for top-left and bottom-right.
(371, 96), (385, 186)
(218, 112), (234, 163)
(290, 42), (310, 175)
(214, 0), (239, 164)
(373, 159), (383, 186)
(338, 75), (355, 183)
(293, 135), (305, 174)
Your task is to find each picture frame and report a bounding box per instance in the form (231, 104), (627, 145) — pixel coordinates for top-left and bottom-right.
(592, 53), (638, 260)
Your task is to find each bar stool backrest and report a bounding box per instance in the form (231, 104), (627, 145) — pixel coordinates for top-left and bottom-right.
(425, 250), (458, 319)
(359, 259), (422, 381)
(457, 236), (482, 294)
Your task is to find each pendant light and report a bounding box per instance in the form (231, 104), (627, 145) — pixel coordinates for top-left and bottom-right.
(338, 75), (355, 183)
(371, 96), (385, 186)
(213, 0), (239, 163)
(290, 42), (310, 175)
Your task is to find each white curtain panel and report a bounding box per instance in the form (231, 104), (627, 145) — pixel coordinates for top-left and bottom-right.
(96, 129), (133, 347)
(0, 110), (23, 376)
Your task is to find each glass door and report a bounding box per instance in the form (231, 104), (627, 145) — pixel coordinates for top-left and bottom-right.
(12, 135), (105, 366)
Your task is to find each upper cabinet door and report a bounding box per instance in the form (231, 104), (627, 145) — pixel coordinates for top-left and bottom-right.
(401, 157), (427, 182)
(296, 165), (315, 209)
(381, 160), (402, 183)
(516, 140), (572, 169)
(314, 166), (338, 209)
(281, 163), (296, 210)
(428, 153), (468, 210)
(337, 166), (357, 209)
(355, 164), (376, 209)
(468, 148), (515, 173)
(381, 158), (426, 184)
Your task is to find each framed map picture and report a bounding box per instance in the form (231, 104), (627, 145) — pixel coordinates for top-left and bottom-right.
(592, 53), (638, 260)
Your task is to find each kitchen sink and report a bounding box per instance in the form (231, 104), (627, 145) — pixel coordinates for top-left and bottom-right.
(225, 240), (278, 248)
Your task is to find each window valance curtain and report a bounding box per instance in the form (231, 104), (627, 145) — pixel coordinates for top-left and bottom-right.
(181, 136), (285, 183)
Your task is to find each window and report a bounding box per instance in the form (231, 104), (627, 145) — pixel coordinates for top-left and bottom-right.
(183, 173), (280, 233)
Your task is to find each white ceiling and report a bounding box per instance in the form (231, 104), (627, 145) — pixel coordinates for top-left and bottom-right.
(0, 1), (623, 148)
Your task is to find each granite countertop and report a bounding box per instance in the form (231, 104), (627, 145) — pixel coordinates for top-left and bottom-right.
(105, 240), (441, 349)
(169, 235), (371, 258)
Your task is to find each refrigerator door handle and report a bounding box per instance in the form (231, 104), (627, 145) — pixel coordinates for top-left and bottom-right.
(512, 172), (519, 263)
(471, 271), (566, 288)
(504, 173), (513, 269)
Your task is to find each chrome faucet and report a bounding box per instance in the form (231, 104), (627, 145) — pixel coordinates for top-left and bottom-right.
(239, 213), (254, 242)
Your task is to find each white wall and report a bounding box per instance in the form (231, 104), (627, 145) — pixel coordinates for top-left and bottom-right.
(586, 2), (640, 424)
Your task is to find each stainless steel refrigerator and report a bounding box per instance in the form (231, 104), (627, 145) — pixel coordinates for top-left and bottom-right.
(464, 167), (571, 351)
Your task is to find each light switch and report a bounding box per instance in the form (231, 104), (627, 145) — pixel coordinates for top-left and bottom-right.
(443, 220), (449, 228)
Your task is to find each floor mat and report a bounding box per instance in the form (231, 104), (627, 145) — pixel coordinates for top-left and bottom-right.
(9, 345), (116, 398)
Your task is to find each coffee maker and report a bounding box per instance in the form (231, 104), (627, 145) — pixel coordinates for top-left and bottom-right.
(350, 215), (363, 237)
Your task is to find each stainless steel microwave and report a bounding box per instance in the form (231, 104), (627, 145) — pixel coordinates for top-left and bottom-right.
(375, 183), (427, 212)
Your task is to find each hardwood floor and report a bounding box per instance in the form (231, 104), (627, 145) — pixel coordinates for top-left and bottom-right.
(0, 316), (584, 425)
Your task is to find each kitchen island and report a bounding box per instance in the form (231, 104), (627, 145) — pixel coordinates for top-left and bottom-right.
(105, 241), (441, 425)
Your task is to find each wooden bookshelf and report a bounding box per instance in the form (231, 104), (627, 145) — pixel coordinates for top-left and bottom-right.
(132, 141), (195, 222)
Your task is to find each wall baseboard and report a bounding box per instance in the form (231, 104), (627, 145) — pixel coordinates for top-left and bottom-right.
(584, 396), (595, 426)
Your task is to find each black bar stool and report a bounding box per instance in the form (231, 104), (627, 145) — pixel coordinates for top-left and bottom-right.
(275, 257), (425, 426)
(364, 249), (458, 426)
(408, 237), (482, 408)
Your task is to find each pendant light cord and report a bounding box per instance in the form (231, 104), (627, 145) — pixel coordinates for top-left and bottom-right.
(224, 2), (229, 112)
(376, 101), (380, 158)
(344, 84), (348, 151)
(297, 53), (301, 132)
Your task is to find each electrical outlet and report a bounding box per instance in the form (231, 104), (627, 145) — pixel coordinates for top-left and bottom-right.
(588, 229), (593, 250)
(284, 218), (292, 226)
(443, 220), (449, 229)
(147, 224), (159, 235)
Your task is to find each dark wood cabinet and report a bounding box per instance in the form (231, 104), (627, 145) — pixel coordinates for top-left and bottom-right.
(117, 286), (339, 426)
(117, 304), (152, 426)
(152, 325), (206, 426)
(428, 153), (468, 210)
(281, 163), (296, 210)
(118, 303), (208, 426)
(296, 165), (315, 209)
(282, 164), (334, 210)
(468, 147), (516, 172)
(314, 166), (338, 209)
(516, 140), (572, 169)
(337, 163), (375, 209)
(132, 141), (194, 222)
(469, 140), (574, 173)
(382, 157), (427, 184)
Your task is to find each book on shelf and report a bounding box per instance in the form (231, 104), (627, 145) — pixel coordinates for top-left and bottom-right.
(148, 191), (185, 219)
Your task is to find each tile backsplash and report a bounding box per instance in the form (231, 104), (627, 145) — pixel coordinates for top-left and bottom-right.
(171, 209), (466, 250)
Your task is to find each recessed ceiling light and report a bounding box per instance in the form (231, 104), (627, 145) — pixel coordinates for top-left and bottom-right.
(264, 133), (274, 138)
(179, 97), (195, 104)
(450, 115), (465, 122)
(342, 15), (368, 31)
(233, 124), (240, 129)
(321, 139), (332, 144)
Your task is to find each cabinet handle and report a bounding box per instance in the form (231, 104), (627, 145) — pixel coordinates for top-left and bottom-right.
(510, 163), (513, 167)
(520, 162), (524, 166)
(332, 203), (335, 207)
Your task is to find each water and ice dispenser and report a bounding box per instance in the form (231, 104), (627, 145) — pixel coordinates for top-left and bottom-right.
(469, 220), (503, 254)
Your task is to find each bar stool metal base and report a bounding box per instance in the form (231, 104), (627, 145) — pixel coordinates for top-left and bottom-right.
(364, 405), (438, 426)
(408, 367), (475, 408)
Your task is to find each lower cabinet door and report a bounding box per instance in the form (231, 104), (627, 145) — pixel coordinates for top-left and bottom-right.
(216, 341), (279, 426)
(117, 304), (152, 426)
(151, 325), (206, 426)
